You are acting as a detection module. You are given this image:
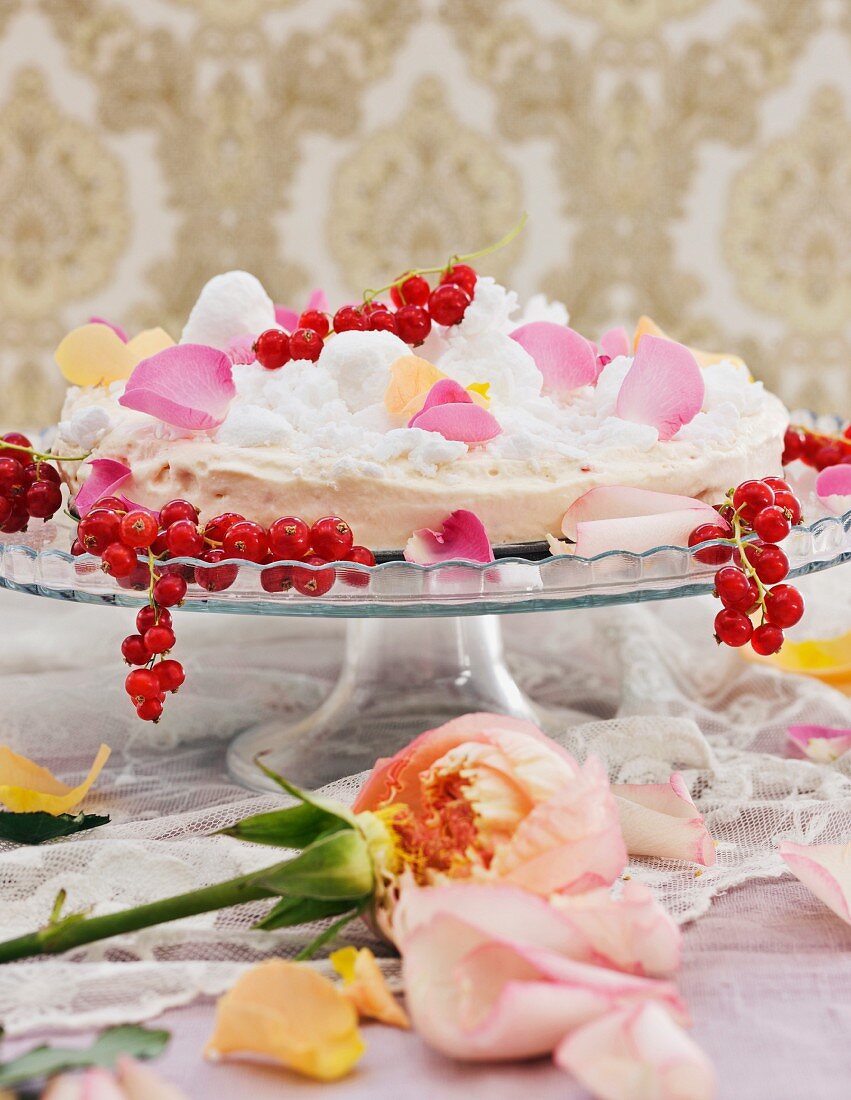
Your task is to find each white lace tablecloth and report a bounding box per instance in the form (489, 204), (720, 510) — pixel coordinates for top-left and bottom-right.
(0, 574), (849, 1078)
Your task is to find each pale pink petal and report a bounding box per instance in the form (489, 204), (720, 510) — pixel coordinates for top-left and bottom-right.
(816, 464), (851, 516)
(274, 305), (299, 331)
(612, 775), (716, 866)
(562, 486), (725, 541)
(79, 1068), (126, 1100)
(119, 344), (236, 430)
(116, 1055), (189, 1099)
(225, 333), (257, 365)
(409, 402), (502, 444)
(117, 496), (160, 519)
(89, 316), (129, 342)
(510, 322), (599, 395)
(616, 334), (704, 440)
(407, 378), (473, 426)
(779, 841), (851, 925)
(600, 326), (630, 360)
(74, 458), (132, 518)
(41, 1074), (85, 1099)
(555, 1003), (716, 1100)
(403, 509), (494, 564)
(572, 510), (724, 557)
(306, 288), (329, 313)
(788, 725), (851, 763)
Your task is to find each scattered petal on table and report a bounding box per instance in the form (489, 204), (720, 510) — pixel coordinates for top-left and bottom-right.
(779, 841), (851, 925)
(616, 334), (704, 440)
(205, 959), (364, 1081)
(116, 1055), (189, 1099)
(787, 724), (851, 763)
(0, 744), (111, 816)
(330, 946), (410, 1028)
(555, 1002), (716, 1100)
(612, 774), (716, 866)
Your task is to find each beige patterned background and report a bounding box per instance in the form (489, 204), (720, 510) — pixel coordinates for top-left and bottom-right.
(1, 0), (850, 427)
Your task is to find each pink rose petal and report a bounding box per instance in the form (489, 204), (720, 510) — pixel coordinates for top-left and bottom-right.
(74, 458), (132, 518)
(816, 464), (851, 515)
(407, 378), (473, 427)
(119, 344), (236, 431)
(788, 724), (851, 763)
(403, 509), (494, 564)
(306, 288), (329, 313)
(555, 1003), (715, 1100)
(511, 322), (599, 396)
(225, 333), (257, 365)
(600, 326), (630, 360)
(616, 334), (704, 440)
(562, 487), (724, 540)
(612, 774), (716, 866)
(89, 316), (129, 343)
(274, 305), (299, 331)
(409, 402), (502, 444)
(779, 840), (851, 924)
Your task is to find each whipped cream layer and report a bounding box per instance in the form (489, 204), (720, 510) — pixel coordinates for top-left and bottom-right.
(55, 274), (788, 549)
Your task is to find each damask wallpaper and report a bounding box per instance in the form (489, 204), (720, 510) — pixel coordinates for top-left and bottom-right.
(0, 0), (849, 427)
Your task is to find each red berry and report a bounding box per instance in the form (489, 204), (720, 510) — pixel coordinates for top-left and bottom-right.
(0, 456), (26, 498)
(119, 509), (159, 549)
(366, 309), (398, 334)
(222, 520), (268, 563)
(0, 496), (11, 525)
(333, 306), (367, 334)
(772, 490), (802, 526)
(268, 516), (311, 560)
(362, 300), (390, 315)
(714, 566), (758, 611)
(203, 512), (245, 543)
(310, 516), (354, 561)
(395, 304), (432, 347)
(155, 659), (185, 693)
(440, 263), (477, 296)
(159, 499), (199, 528)
(153, 572), (187, 607)
(293, 555), (334, 597)
(763, 477), (791, 494)
(1, 504), (28, 533)
(136, 696), (164, 722)
(391, 274), (430, 308)
(341, 545), (375, 588)
(144, 625), (175, 654)
(289, 327), (323, 362)
(254, 329), (291, 370)
(801, 432), (824, 468)
(688, 523), (732, 565)
(26, 480), (62, 519)
(261, 565), (294, 593)
(24, 462), (60, 486)
(102, 541), (139, 578)
(93, 496), (128, 513)
(137, 606), (172, 633)
(79, 509), (121, 554)
(1, 432), (32, 450)
(166, 519), (204, 557)
(752, 505), (791, 544)
(732, 480), (774, 524)
(116, 562), (151, 591)
(297, 310), (330, 339)
(815, 443), (845, 470)
(125, 667), (160, 701)
(195, 548), (238, 592)
(744, 543), (789, 584)
(121, 634), (150, 665)
(428, 283), (471, 326)
(714, 608), (754, 647)
(764, 584), (804, 628)
(751, 623), (785, 656)
(781, 427), (805, 464)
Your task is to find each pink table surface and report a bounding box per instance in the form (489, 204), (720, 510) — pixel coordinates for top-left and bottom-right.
(7, 876), (850, 1099)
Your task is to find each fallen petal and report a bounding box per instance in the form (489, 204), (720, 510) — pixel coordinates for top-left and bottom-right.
(616, 335), (704, 440)
(205, 959), (364, 1081)
(116, 1056), (189, 1100)
(403, 509), (494, 564)
(74, 458), (132, 518)
(89, 317), (129, 343)
(555, 1002), (716, 1100)
(409, 402), (502, 444)
(330, 946), (410, 1029)
(182, 271), (277, 349)
(612, 775), (716, 866)
(119, 344), (236, 430)
(384, 355), (446, 417)
(562, 486), (724, 541)
(816, 464), (851, 516)
(787, 724), (851, 763)
(600, 327), (630, 359)
(55, 323), (137, 387)
(0, 743), (110, 815)
(779, 840), (851, 925)
(510, 322), (599, 395)
(633, 315), (746, 370)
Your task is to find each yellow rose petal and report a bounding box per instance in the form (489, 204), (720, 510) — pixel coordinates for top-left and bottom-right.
(54, 324), (138, 387)
(633, 315), (747, 371)
(205, 959), (364, 1081)
(331, 946), (411, 1030)
(0, 743), (110, 816)
(126, 327), (175, 363)
(467, 381), (491, 406)
(385, 355), (445, 417)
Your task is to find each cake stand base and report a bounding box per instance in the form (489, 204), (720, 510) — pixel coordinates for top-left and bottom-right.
(226, 614), (540, 791)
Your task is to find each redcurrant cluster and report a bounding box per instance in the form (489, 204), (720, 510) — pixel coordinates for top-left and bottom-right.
(688, 477), (805, 656)
(0, 433), (66, 533)
(782, 423), (851, 470)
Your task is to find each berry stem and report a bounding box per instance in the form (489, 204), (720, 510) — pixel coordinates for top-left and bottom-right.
(0, 441), (90, 463)
(731, 507), (769, 623)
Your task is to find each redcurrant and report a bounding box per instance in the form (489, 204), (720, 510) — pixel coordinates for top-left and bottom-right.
(732, 480), (774, 524)
(166, 519), (204, 557)
(137, 606), (172, 633)
(119, 509), (159, 549)
(751, 623), (784, 656)
(222, 520), (269, 563)
(136, 697), (164, 723)
(254, 329), (291, 370)
(714, 566), (758, 611)
(26, 481), (62, 519)
(79, 509), (121, 554)
(366, 309), (398, 334)
(428, 283), (470, 326)
(155, 659), (185, 693)
(764, 584), (804, 628)
(159, 499), (199, 528)
(688, 523), (732, 565)
(121, 634), (150, 665)
(773, 490), (802, 526)
(293, 555), (334, 597)
(153, 573), (188, 607)
(440, 263), (477, 296)
(297, 310), (330, 338)
(268, 516), (311, 560)
(261, 565), (294, 593)
(125, 667), (160, 701)
(752, 505), (791, 544)
(310, 516), (354, 560)
(144, 625), (175, 654)
(289, 328), (323, 362)
(391, 274), (430, 308)
(781, 428), (805, 464)
(0, 457), (26, 498)
(203, 512), (245, 544)
(744, 543), (789, 584)
(333, 306), (367, 333)
(195, 548), (238, 592)
(102, 542), (139, 578)
(395, 304), (432, 346)
(1, 432), (32, 450)
(714, 608), (753, 647)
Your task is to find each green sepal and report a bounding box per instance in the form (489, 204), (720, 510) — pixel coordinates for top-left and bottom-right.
(253, 756), (358, 826)
(0, 812), (109, 846)
(250, 830), (373, 901)
(220, 800), (352, 851)
(254, 894), (356, 932)
(0, 1024), (169, 1088)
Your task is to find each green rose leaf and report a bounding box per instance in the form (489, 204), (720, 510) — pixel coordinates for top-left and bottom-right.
(0, 812), (109, 846)
(0, 1024), (169, 1088)
(220, 800), (351, 850)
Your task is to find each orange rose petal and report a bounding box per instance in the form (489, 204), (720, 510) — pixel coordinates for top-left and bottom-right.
(0, 744), (111, 815)
(55, 324), (138, 386)
(331, 946), (411, 1029)
(632, 315), (747, 371)
(205, 959), (365, 1081)
(385, 355), (445, 417)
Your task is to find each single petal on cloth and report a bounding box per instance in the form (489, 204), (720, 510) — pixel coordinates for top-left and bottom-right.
(779, 841), (851, 925)
(409, 401), (502, 444)
(612, 775), (716, 866)
(616, 335), (704, 440)
(55, 323), (138, 386)
(787, 724), (851, 763)
(181, 270), (277, 349)
(510, 322), (599, 395)
(74, 458), (132, 518)
(119, 344), (236, 431)
(384, 355), (446, 417)
(116, 1056), (189, 1100)
(0, 743), (110, 815)
(404, 509), (494, 565)
(330, 946), (411, 1029)
(555, 1003), (716, 1100)
(205, 959), (364, 1081)
(815, 464), (851, 516)
(600, 326), (630, 359)
(89, 316), (129, 343)
(633, 315), (746, 371)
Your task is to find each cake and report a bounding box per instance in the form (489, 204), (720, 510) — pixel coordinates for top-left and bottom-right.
(54, 270), (788, 550)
